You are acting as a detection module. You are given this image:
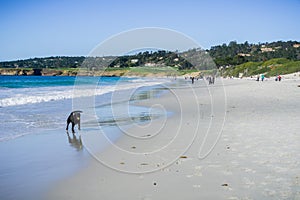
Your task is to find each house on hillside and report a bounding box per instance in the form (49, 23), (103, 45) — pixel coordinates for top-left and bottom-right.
(261, 47), (274, 52)
(130, 59), (139, 64)
(238, 53), (251, 57)
(293, 44), (300, 48)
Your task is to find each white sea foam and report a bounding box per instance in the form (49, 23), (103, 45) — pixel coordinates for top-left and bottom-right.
(0, 79), (169, 107)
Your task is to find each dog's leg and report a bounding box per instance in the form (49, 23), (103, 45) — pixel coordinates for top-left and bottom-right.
(72, 122), (75, 133)
(66, 122), (70, 132)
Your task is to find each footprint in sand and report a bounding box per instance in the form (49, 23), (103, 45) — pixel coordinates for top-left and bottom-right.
(192, 184), (201, 188)
(263, 189), (277, 196)
(222, 170), (233, 176)
(242, 177), (255, 188)
(194, 166), (202, 177)
(243, 168), (256, 173)
(227, 197), (239, 200)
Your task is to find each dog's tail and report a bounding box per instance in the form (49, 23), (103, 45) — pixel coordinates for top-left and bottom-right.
(71, 110), (83, 114)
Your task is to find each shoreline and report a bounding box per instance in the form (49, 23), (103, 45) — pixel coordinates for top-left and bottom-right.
(47, 77), (300, 199)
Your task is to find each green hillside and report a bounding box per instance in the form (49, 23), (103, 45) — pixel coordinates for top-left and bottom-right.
(222, 58), (300, 77)
(0, 40), (299, 77)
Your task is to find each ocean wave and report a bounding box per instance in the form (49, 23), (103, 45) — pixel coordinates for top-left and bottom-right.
(0, 132), (31, 142)
(0, 79), (169, 107)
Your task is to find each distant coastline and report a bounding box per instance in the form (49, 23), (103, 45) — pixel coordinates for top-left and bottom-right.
(0, 68), (74, 76)
(0, 67), (200, 77)
(1, 40), (299, 77)
(0, 65), (203, 77)
(0, 68), (89, 76)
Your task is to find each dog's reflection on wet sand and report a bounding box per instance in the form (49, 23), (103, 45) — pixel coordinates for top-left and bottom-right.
(67, 132), (83, 151)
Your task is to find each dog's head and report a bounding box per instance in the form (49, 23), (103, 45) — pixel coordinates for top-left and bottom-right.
(73, 112), (80, 121)
(72, 111), (82, 123)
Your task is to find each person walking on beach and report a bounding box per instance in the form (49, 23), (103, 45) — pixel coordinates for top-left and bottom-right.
(208, 76), (214, 85)
(191, 76), (195, 84)
(207, 76), (211, 84)
(261, 74), (265, 81)
(256, 75), (260, 81)
(278, 75), (282, 81)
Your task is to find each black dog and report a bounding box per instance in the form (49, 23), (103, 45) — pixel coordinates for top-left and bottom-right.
(66, 111), (82, 133)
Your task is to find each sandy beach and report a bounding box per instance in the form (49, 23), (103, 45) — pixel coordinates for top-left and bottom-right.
(45, 77), (300, 200)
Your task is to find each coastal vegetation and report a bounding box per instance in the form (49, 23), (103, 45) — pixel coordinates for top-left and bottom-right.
(221, 58), (300, 77)
(0, 40), (299, 77)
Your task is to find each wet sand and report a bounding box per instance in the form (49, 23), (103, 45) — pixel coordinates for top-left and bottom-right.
(0, 129), (90, 200)
(47, 77), (300, 199)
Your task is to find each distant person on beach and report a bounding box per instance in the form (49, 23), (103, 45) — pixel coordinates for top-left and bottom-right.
(191, 77), (195, 84)
(207, 76), (211, 84)
(208, 76), (215, 84)
(261, 74), (265, 81)
(278, 75), (281, 81)
(256, 75), (260, 81)
(275, 75), (282, 81)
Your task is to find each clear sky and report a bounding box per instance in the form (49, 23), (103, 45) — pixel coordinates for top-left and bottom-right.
(0, 0), (299, 61)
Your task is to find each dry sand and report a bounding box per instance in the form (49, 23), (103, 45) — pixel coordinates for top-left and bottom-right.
(47, 78), (300, 200)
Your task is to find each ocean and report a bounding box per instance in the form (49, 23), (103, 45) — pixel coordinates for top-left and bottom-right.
(0, 75), (169, 142)
(0, 75), (170, 200)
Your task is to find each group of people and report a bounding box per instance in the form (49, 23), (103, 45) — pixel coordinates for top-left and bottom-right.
(256, 74), (282, 82)
(187, 75), (215, 85)
(256, 74), (265, 81)
(206, 76), (215, 85)
(275, 75), (282, 81)
(188, 76), (200, 84)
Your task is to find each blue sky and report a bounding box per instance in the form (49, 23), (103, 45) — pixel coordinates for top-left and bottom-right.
(0, 0), (299, 61)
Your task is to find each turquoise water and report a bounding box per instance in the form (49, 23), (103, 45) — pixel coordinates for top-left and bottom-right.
(0, 75), (168, 140)
(0, 75), (135, 88)
(0, 76), (77, 88)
